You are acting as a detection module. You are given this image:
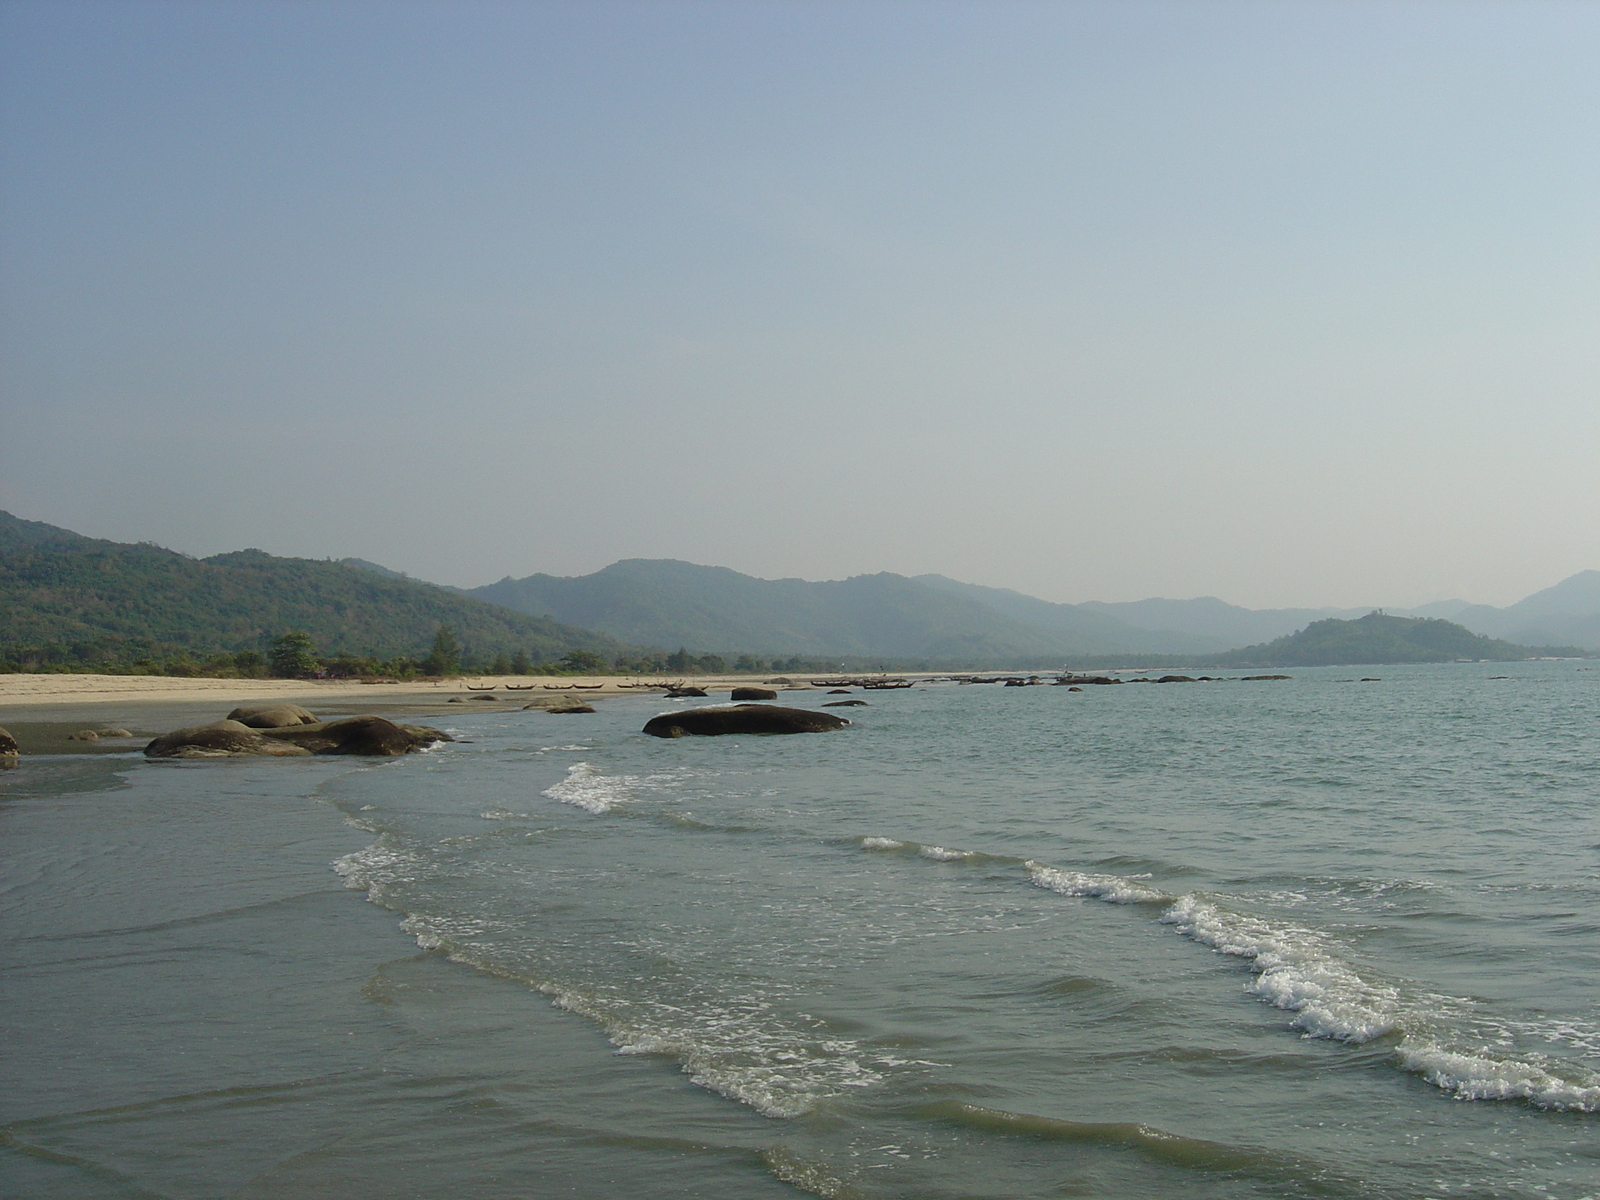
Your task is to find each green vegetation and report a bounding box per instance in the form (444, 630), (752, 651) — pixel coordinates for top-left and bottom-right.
(0, 512), (629, 674)
(268, 632), (320, 678)
(1209, 611), (1578, 667)
(422, 626), (462, 677)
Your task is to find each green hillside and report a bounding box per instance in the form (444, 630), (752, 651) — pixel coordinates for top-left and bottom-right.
(1210, 611), (1575, 667)
(0, 511), (626, 671)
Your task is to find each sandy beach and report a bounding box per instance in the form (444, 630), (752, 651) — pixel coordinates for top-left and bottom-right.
(0, 670), (935, 709)
(0, 672), (761, 710)
(0, 672), (883, 751)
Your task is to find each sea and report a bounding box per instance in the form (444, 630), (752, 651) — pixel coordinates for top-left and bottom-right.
(3, 662), (1598, 1199)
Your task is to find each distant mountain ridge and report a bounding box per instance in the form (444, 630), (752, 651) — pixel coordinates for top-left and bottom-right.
(470, 559), (1113, 661)
(467, 558), (1598, 662)
(8, 509), (1595, 669)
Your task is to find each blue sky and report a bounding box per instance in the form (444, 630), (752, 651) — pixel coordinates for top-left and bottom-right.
(2, 0), (1596, 607)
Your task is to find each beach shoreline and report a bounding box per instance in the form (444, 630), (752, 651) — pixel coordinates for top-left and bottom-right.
(0, 671), (921, 748)
(0, 669), (951, 708)
(0, 671), (787, 708)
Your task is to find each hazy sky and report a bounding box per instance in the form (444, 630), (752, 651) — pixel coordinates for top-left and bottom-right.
(2, 0), (1596, 608)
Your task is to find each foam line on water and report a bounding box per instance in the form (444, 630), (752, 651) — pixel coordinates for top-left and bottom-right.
(390, 910), (897, 1119)
(542, 762), (679, 814)
(1161, 895), (1402, 1041)
(858, 835), (1014, 865)
(1026, 860), (1169, 904)
(1023, 858), (1600, 1111)
(1162, 896), (1600, 1110)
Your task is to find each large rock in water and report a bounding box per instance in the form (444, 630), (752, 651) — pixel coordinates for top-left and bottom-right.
(643, 704), (849, 738)
(227, 704), (319, 728)
(259, 716), (451, 756)
(146, 716), (450, 758)
(730, 687), (778, 701)
(145, 720), (313, 758)
(0, 726), (18, 757)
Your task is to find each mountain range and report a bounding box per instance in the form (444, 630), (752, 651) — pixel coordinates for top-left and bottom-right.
(3, 510), (1596, 670)
(465, 559), (1600, 660)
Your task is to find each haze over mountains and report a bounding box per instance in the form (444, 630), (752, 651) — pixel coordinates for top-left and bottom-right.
(4, 511), (1597, 669)
(466, 559), (1600, 660)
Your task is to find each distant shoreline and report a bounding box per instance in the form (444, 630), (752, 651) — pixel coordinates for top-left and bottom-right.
(0, 671), (884, 709)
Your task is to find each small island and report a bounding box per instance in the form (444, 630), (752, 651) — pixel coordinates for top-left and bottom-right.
(1206, 611), (1578, 668)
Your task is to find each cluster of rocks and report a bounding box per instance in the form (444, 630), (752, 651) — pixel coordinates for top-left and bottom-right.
(144, 705), (451, 759)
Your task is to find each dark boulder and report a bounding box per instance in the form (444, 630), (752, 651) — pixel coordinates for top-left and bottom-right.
(259, 716), (451, 756)
(1240, 675), (1291, 681)
(731, 687), (778, 701)
(643, 704), (849, 738)
(227, 704), (319, 728)
(1155, 675), (1196, 684)
(471, 693), (502, 701)
(0, 726), (18, 756)
(665, 686), (708, 698)
(823, 699), (868, 707)
(145, 720), (313, 759)
(827, 689), (852, 694)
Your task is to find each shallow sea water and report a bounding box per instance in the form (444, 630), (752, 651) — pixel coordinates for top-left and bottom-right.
(3, 663), (1598, 1198)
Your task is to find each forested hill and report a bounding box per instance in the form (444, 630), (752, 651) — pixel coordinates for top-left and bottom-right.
(1209, 611), (1575, 667)
(0, 511), (625, 670)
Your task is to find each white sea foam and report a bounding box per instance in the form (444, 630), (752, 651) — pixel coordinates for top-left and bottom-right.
(332, 840), (428, 898)
(1397, 1041), (1600, 1111)
(541, 982), (891, 1119)
(1159, 895), (1600, 1110)
(384, 901), (900, 1121)
(1023, 859), (1600, 1110)
(1026, 861), (1168, 904)
(542, 762), (642, 814)
(859, 836), (981, 862)
(1161, 895), (1401, 1042)
(919, 845), (978, 862)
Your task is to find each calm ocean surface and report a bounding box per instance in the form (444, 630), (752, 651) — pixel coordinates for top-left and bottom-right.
(3, 663), (1598, 1199)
